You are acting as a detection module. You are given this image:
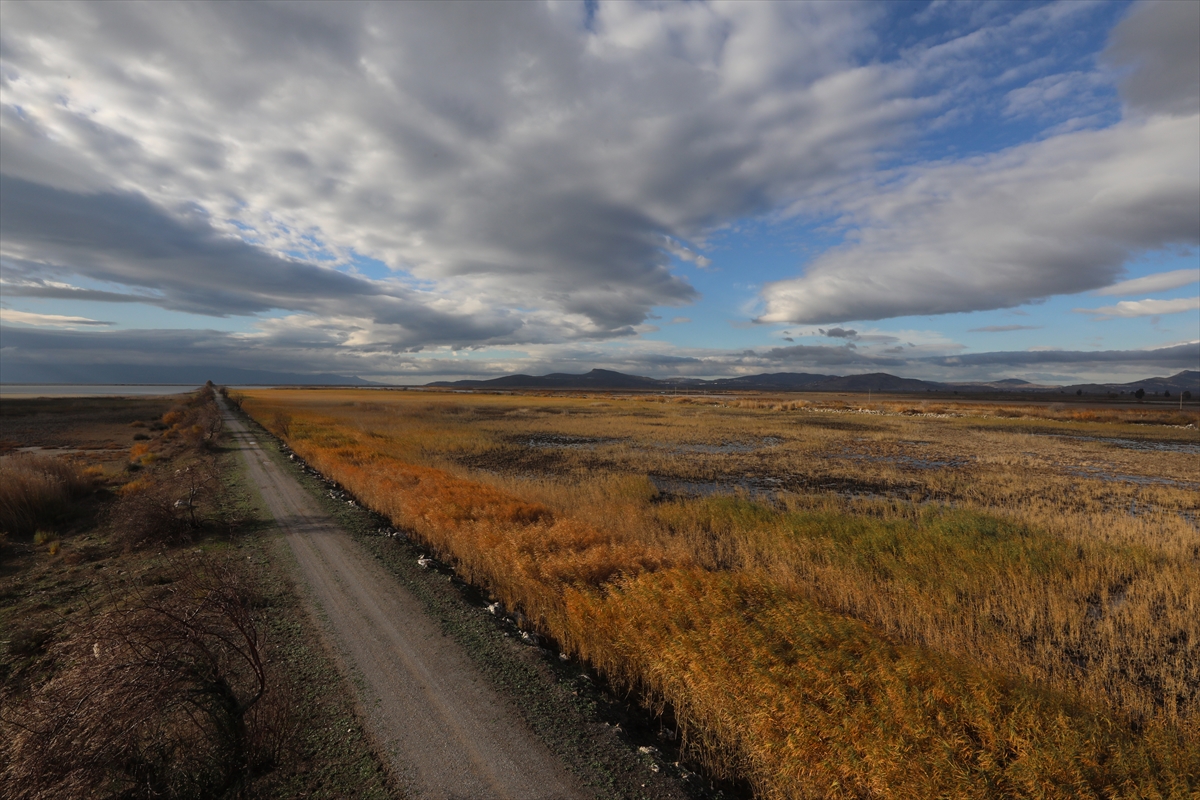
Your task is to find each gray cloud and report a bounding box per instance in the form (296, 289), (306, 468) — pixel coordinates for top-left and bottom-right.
(0, 176), (526, 347)
(4, 323), (1193, 386)
(820, 327), (859, 339)
(1104, 0), (1200, 116)
(0, 0), (922, 340)
(968, 325), (1043, 333)
(928, 343), (1199, 369)
(756, 344), (902, 368)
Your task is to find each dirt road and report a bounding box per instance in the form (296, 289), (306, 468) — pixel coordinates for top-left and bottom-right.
(220, 399), (589, 800)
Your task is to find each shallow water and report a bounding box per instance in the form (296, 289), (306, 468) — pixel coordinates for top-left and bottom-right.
(0, 383), (199, 397)
(1062, 435), (1200, 456)
(524, 434), (612, 449)
(668, 436), (784, 455)
(1066, 466), (1199, 488)
(833, 451), (969, 470)
(647, 474), (900, 505)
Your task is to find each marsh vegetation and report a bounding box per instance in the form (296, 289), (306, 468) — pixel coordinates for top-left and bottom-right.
(236, 388), (1199, 799)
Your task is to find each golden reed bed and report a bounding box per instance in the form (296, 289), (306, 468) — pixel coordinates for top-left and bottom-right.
(236, 388), (1199, 798)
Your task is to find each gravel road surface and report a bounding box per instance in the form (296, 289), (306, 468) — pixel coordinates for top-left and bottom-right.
(221, 399), (589, 800)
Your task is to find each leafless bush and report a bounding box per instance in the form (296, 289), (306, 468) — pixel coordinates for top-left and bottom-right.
(1, 556), (293, 799)
(110, 455), (222, 549)
(0, 453), (96, 537)
(272, 411), (292, 439)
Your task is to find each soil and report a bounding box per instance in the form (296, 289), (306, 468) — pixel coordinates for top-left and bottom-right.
(0, 396), (172, 458)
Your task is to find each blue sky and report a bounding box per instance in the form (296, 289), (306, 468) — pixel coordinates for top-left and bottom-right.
(1, 0), (1197, 385)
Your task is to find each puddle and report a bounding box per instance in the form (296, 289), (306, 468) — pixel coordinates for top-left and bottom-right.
(1066, 467), (1199, 488)
(9, 446), (107, 456)
(648, 474), (902, 505)
(524, 434), (613, 450)
(1051, 435), (1200, 455)
(649, 475), (783, 500)
(834, 451), (969, 470)
(669, 436), (784, 455)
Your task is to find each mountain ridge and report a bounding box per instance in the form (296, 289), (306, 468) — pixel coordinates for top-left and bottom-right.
(429, 368), (1200, 395)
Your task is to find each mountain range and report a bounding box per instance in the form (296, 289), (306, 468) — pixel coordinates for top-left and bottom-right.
(429, 368), (1200, 396)
(4, 362), (1195, 396)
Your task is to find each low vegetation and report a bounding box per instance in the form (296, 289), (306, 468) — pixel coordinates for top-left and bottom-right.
(1, 386), (388, 799)
(233, 387), (1199, 798)
(0, 453), (99, 537)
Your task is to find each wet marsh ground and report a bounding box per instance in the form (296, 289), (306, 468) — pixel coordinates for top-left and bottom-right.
(238, 388), (1200, 799)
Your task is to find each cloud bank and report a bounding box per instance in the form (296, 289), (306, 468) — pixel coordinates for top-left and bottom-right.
(0, 0), (922, 341)
(759, 1), (1199, 325)
(1, 0), (1195, 384)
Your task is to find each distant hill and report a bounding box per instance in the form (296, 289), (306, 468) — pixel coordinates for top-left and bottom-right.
(436, 368), (664, 391)
(431, 368), (964, 393)
(1061, 370), (1199, 396)
(0, 363), (379, 386)
(428, 368), (1200, 395)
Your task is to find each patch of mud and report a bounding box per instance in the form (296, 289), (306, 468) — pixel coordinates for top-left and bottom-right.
(1063, 436), (1200, 456)
(833, 451), (970, 470)
(792, 416), (872, 431)
(666, 436), (784, 455)
(523, 434), (615, 450)
(10, 445), (95, 456)
(455, 445), (619, 477)
(649, 473), (911, 503)
(1066, 467), (1199, 488)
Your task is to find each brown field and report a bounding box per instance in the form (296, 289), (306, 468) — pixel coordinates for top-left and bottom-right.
(235, 387), (1200, 799)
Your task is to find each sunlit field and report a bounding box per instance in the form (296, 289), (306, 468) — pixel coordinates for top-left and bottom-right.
(236, 388), (1200, 798)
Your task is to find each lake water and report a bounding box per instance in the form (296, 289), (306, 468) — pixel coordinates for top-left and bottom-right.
(0, 384), (201, 398)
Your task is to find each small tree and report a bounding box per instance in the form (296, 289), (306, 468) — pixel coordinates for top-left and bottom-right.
(1134, 388), (1145, 399)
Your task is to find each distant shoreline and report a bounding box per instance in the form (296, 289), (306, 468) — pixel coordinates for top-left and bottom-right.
(0, 384), (202, 398)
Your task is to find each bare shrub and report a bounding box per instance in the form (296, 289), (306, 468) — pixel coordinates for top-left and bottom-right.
(1, 557), (292, 799)
(0, 453), (95, 537)
(110, 456), (221, 548)
(272, 411), (292, 438)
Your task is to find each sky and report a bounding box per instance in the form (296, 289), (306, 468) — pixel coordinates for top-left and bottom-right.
(1, 0), (1197, 385)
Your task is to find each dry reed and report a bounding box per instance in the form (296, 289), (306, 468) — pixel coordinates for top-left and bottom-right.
(238, 388), (1199, 797)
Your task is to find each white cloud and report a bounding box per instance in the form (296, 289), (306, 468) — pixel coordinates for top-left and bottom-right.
(1094, 268), (1199, 296)
(1076, 296), (1200, 319)
(759, 111), (1199, 324)
(1003, 71), (1111, 120)
(759, 0), (1199, 326)
(0, 309), (112, 327)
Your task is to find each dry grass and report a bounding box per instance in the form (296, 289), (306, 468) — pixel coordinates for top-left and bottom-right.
(3, 556), (293, 800)
(0, 453), (97, 537)
(238, 388), (1200, 797)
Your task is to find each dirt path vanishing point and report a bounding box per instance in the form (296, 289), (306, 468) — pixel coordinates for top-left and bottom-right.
(219, 398), (590, 800)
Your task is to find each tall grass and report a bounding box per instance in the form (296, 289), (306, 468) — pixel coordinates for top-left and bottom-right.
(0, 453), (96, 537)
(239, 389), (1199, 797)
(565, 569), (1197, 799)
